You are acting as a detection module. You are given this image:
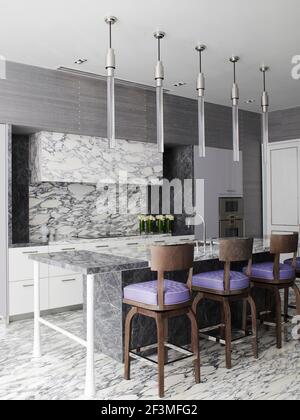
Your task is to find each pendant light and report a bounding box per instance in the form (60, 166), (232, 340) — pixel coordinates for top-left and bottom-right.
(229, 56), (240, 162)
(154, 31), (166, 153)
(105, 16), (117, 148)
(195, 45), (207, 157)
(260, 66), (270, 164)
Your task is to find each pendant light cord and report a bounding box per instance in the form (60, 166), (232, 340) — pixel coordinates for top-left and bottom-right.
(233, 61), (236, 83)
(199, 50), (202, 72)
(109, 22), (112, 48)
(157, 38), (161, 61)
(263, 70), (266, 91)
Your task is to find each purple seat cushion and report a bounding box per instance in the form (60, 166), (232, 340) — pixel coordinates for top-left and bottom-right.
(192, 270), (249, 291)
(243, 262), (295, 281)
(284, 257), (300, 270)
(123, 280), (190, 306)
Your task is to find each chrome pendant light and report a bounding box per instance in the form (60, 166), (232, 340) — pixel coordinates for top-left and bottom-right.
(260, 66), (270, 164)
(229, 56), (240, 162)
(154, 31), (166, 153)
(105, 16), (117, 148)
(195, 45), (206, 157)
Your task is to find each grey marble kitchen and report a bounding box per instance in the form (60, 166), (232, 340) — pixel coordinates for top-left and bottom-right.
(1, 0), (300, 402)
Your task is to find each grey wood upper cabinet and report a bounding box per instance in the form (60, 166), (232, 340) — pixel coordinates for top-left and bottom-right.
(269, 107), (300, 142)
(0, 62), (79, 132)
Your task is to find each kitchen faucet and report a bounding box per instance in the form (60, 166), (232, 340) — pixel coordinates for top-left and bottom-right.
(186, 213), (206, 255)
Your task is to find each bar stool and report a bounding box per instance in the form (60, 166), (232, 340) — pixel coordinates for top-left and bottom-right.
(246, 233), (300, 349)
(283, 255), (300, 314)
(192, 238), (257, 369)
(123, 244), (200, 398)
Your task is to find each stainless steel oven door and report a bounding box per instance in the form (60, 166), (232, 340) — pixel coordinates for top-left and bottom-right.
(219, 197), (244, 219)
(219, 218), (244, 238)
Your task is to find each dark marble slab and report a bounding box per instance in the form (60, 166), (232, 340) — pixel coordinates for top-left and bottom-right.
(28, 250), (149, 275)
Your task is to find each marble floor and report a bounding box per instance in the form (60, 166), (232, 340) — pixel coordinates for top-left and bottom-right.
(0, 305), (299, 400)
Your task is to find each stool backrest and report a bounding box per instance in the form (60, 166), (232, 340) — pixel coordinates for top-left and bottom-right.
(219, 238), (254, 293)
(150, 244), (194, 309)
(270, 233), (298, 280)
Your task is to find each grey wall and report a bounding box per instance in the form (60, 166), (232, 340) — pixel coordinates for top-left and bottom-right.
(269, 106), (300, 142)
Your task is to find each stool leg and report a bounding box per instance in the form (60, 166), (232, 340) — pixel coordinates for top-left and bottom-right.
(273, 288), (282, 349)
(156, 313), (165, 398)
(242, 299), (248, 335)
(187, 309), (200, 384)
(124, 307), (137, 380)
(223, 299), (232, 369)
(284, 288), (289, 322)
(164, 318), (169, 362)
(292, 284), (300, 315)
(247, 295), (258, 359)
(220, 306), (225, 341)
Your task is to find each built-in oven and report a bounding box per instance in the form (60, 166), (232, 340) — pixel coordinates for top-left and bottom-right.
(219, 197), (244, 238)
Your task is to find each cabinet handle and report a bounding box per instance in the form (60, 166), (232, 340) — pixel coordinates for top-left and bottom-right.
(95, 245), (109, 248)
(154, 240), (165, 243)
(22, 251), (38, 254)
(23, 284), (34, 288)
(127, 242), (139, 246)
(61, 278), (76, 283)
(61, 247), (76, 251)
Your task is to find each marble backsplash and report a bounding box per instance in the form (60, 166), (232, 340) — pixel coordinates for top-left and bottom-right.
(29, 131), (163, 184)
(29, 182), (148, 241)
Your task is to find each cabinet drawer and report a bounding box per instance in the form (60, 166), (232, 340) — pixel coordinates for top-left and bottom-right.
(48, 244), (83, 277)
(9, 247), (49, 282)
(9, 278), (48, 316)
(49, 274), (83, 309)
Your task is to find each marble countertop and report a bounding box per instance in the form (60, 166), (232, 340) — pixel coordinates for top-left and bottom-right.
(28, 238), (269, 275)
(28, 250), (149, 275)
(9, 233), (174, 248)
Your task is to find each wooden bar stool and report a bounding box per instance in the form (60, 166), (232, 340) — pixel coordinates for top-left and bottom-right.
(192, 238), (257, 369)
(246, 233), (300, 349)
(283, 255), (300, 314)
(123, 244), (200, 398)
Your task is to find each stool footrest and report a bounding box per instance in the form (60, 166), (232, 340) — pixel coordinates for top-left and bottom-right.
(129, 343), (195, 367)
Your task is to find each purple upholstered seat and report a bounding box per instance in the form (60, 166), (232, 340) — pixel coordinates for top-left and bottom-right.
(284, 257), (300, 270)
(243, 262), (295, 281)
(123, 280), (190, 306)
(192, 270), (249, 291)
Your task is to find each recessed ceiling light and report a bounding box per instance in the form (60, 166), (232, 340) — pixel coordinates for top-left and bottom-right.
(173, 81), (187, 87)
(74, 58), (87, 65)
(245, 99), (255, 104)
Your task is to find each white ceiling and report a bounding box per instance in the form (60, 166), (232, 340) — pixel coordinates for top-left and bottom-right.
(1, 0), (300, 112)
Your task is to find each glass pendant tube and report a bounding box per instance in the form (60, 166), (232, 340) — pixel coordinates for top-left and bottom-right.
(261, 67), (270, 165)
(154, 32), (165, 153)
(262, 111), (269, 164)
(105, 16), (117, 149)
(196, 45), (206, 157)
(156, 83), (164, 153)
(198, 96), (205, 157)
(107, 73), (115, 148)
(232, 104), (240, 162)
(230, 57), (240, 162)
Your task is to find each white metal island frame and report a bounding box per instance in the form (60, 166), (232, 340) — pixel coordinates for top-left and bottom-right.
(29, 250), (148, 398)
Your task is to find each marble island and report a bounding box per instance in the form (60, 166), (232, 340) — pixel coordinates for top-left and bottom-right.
(29, 238), (273, 363)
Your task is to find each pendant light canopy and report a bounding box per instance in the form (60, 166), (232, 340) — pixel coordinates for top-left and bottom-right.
(229, 56), (240, 162)
(260, 66), (270, 164)
(195, 45), (206, 157)
(105, 16), (117, 149)
(154, 31), (166, 153)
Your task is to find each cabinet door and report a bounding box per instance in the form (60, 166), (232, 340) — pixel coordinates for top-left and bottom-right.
(9, 278), (48, 316)
(9, 247), (49, 281)
(270, 146), (298, 226)
(49, 274), (83, 309)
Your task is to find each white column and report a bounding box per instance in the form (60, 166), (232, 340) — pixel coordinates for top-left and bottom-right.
(84, 274), (95, 398)
(33, 261), (41, 358)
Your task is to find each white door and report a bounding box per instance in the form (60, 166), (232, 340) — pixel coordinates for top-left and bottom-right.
(267, 142), (299, 233)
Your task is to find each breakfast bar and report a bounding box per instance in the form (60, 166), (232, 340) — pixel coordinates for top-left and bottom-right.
(28, 239), (273, 397)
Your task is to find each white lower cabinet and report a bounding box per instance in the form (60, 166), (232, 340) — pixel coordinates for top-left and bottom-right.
(49, 274), (83, 309)
(9, 278), (49, 316)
